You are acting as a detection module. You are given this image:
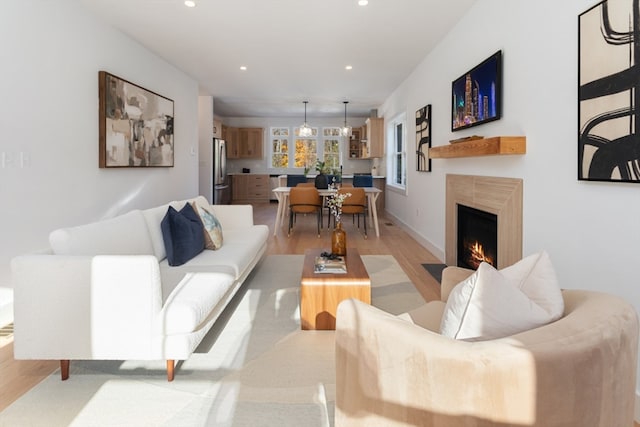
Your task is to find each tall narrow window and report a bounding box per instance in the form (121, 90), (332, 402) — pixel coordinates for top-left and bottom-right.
(322, 127), (342, 172)
(294, 127), (318, 169)
(270, 127), (289, 168)
(387, 113), (406, 190)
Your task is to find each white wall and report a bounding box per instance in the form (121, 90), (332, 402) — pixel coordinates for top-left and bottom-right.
(381, 0), (640, 398)
(0, 0), (200, 288)
(199, 96), (214, 204)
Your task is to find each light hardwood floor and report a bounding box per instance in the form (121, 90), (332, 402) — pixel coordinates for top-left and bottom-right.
(0, 201), (442, 411)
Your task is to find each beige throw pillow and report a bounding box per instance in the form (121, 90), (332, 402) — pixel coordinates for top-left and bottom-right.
(191, 202), (223, 250)
(440, 251), (564, 341)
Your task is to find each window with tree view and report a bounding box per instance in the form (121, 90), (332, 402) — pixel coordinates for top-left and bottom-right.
(270, 127), (289, 168)
(323, 127), (341, 172)
(294, 127), (318, 169)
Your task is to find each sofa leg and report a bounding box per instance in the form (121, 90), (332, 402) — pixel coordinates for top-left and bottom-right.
(60, 360), (70, 381)
(167, 360), (175, 382)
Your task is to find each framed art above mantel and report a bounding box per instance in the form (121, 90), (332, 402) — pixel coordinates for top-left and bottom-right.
(98, 71), (174, 168)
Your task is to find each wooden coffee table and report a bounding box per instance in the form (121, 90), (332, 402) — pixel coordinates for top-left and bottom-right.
(300, 248), (371, 330)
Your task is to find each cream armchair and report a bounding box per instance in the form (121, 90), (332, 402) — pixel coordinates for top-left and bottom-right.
(335, 266), (639, 427)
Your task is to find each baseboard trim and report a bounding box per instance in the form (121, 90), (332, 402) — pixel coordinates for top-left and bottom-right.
(384, 211), (445, 263)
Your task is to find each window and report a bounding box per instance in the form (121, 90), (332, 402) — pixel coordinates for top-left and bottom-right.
(322, 127), (342, 172)
(269, 125), (344, 170)
(387, 113), (406, 190)
(294, 127), (318, 169)
(270, 127), (289, 168)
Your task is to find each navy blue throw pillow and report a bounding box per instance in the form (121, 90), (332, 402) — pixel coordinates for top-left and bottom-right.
(161, 203), (206, 266)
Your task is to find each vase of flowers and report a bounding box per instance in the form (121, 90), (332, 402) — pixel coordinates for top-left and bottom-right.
(327, 191), (351, 256)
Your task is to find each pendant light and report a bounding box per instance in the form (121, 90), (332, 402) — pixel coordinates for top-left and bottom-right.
(341, 101), (352, 137)
(299, 101), (313, 137)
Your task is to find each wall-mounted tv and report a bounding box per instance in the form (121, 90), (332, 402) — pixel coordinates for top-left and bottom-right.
(451, 50), (502, 132)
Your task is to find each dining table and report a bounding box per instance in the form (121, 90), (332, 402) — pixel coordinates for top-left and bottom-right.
(272, 186), (383, 237)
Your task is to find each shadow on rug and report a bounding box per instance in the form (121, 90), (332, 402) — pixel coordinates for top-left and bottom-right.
(422, 263), (447, 284)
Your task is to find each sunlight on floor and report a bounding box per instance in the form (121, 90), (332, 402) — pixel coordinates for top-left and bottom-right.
(0, 323), (14, 349)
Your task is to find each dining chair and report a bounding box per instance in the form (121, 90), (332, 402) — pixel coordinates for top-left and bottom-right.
(334, 188), (367, 237)
(288, 186), (322, 237)
(286, 174), (308, 187)
(353, 174), (373, 187)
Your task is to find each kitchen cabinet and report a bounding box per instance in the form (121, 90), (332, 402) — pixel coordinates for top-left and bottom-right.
(222, 126), (262, 159)
(213, 119), (222, 139)
(232, 174), (269, 203)
(222, 125), (240, 158)
(348, 127), (365, 159)
(362, 118), (384, 158)
(238, 127), (263, 158)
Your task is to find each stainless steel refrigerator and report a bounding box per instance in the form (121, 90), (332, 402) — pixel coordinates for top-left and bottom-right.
(213, 138), (231, 204)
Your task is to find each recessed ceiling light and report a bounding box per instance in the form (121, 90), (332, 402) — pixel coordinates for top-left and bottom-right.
(184, 1), (196, 7)
(345, 65), (353, 70)
(358, 0), (368, 6)
(240, 66), (247, 71)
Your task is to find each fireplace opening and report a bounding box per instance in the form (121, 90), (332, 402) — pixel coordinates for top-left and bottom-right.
(457, 204), (498, 270)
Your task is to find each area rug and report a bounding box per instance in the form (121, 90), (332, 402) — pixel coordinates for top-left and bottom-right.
(422, 263), (448, 284)
(0, 255), (424, 427)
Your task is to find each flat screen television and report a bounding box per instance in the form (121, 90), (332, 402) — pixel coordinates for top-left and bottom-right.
(451, 50), (502, 132)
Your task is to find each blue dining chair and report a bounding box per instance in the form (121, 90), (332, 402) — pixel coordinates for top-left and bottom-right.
(286, 174), (308, 187)
(353, 174), (373, 187)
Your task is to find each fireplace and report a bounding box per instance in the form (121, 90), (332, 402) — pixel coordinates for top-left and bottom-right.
(457, 204), (497, 269)
(446, 174), (523, 269)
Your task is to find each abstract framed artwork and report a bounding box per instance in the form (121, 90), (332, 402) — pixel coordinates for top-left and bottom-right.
(98, 71), (174, 168)
(579, 0), (640, 183)
(416, 104), (432, 172)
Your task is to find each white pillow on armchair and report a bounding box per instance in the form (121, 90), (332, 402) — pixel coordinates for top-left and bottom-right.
(440, 251), (564, 341)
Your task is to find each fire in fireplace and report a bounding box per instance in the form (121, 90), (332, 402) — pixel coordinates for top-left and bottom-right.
(457, 204), (498, 270)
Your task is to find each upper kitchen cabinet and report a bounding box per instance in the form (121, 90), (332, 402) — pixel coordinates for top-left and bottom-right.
(362, 118), (384, 158)
(213, 119), (222, 139)
(348, 127), (365, 159)
(238, 127), (264, 158)
(222, 125), (240, 158)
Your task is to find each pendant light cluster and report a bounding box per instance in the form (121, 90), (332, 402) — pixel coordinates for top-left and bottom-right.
(299, 100), (352, 138)
(299, 101), (313, 137)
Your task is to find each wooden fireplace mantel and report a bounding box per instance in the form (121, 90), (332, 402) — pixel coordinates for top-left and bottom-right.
(429, 136), (526, 159)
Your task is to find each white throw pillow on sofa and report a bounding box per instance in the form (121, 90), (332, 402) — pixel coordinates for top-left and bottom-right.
(440, 251), (564, 341)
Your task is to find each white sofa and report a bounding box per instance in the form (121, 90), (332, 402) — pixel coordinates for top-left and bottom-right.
(11, 196), (268, 381)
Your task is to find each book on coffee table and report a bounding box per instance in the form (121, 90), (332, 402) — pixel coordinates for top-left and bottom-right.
(314, 256), (347, 274)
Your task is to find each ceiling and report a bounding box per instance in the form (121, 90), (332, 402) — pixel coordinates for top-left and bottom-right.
(79, 0), (477, 118)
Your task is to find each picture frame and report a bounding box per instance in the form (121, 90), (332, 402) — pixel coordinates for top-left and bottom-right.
(578, 0), (640, 183)
(416, 104), (432, 172)
(451, 50), (502, 132)
(98, 71), (174, 168)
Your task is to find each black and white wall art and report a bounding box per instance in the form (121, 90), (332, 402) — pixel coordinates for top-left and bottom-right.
(416, 104), (432, 172)
(579, 0), (640, 183)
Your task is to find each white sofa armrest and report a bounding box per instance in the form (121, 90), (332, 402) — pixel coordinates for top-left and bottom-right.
(12, 254), (163, 360)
